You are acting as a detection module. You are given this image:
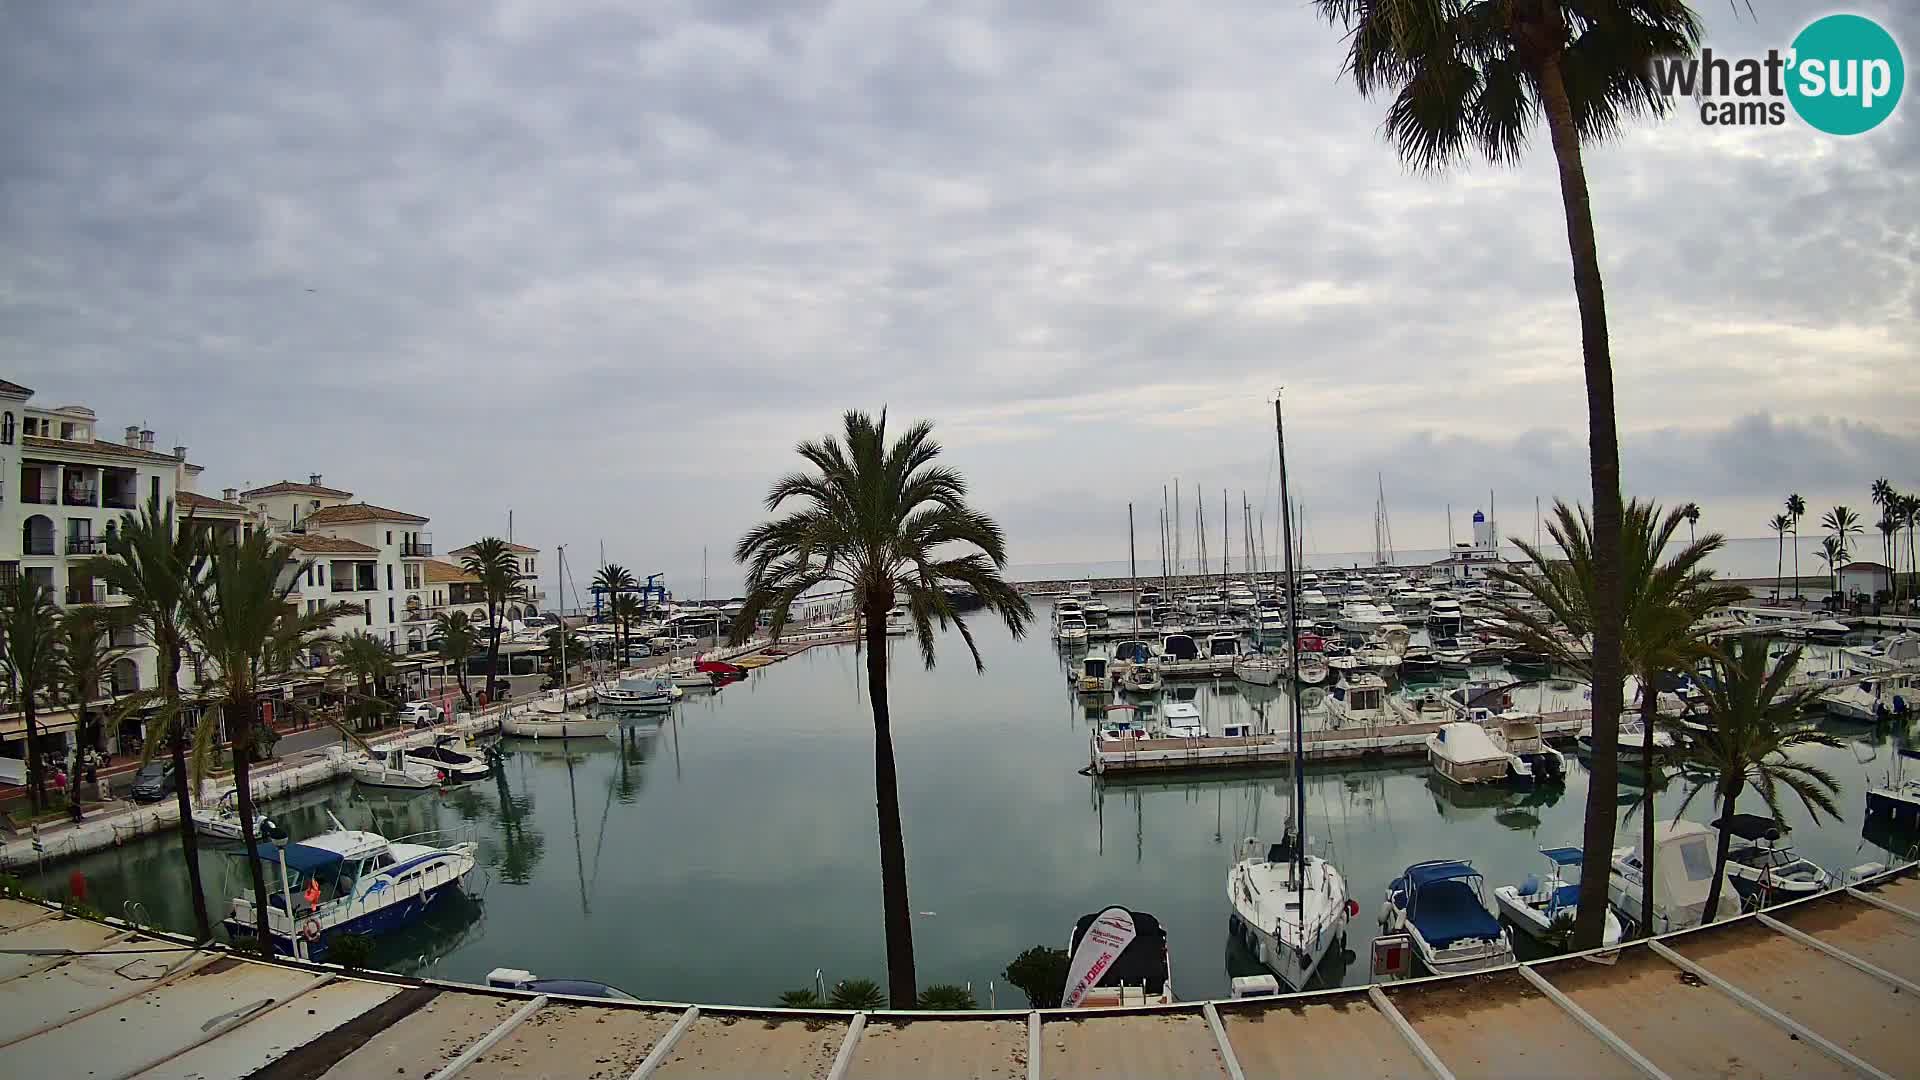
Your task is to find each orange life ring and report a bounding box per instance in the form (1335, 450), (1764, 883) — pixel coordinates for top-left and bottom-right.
(300, 919), (322, 943)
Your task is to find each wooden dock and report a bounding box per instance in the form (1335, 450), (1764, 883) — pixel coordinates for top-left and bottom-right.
(1090, 711), (1590, 775)
(1, 864), (1916, 1078)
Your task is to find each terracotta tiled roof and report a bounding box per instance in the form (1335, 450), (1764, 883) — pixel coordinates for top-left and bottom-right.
(278, 535), (379, 555)
(239, 480), (355, 499)
(300, 502), (429, 525)
(178, 490), (249, 515)
(21, 434), (193, 466)
(450, 541), (538, 555)
(0, 379), (32, 396)
(422, 559), (477, 584)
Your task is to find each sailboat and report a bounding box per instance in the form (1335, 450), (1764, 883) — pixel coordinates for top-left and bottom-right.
(1227, 393), (1355, 989)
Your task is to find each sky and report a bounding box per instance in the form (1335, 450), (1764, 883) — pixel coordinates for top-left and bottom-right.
(3, 1), (1915, 597)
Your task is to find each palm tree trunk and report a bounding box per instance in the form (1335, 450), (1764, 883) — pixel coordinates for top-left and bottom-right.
(228, 686), (275, 954)
(1637, 685), (1658, 936)
(1537, 52), (1627, 953)
(23, 697), (43, 812)
(1702, 779), (1740, 923)
(485, 602), (502, 706)
(864, 597), (917, 1007)
(1774, 533), (1783, 604)
(1792, 525), (1801, 600)
(161, 640), (213, 941)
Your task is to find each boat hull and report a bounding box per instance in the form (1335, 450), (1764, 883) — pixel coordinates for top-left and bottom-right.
(500, 715), (618, 739)
(225, 877), (464, 960)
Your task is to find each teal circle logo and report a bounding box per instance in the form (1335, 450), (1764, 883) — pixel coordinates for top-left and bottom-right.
(1787, 14), (1904, 135)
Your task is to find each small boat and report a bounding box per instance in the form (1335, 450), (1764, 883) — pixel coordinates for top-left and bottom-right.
(884, 605), (913, 636)
(1074, 652), (1114, 695)
(405, 735), (493, 782)
(487, 967), (636, 1000)
(669, 661), (716, 688)
(225, 824), (478, 960)
(1326, 673), (1389, 728)
(499, 708), (618, 740)
(1380, 860), (1515, 976)
(1398, 645), (1441, 679)
(1063, 906), (1174, 1007)
(1295, 651), (1330, 687)
(1161, 702), (1205, 739)
(1206, 632), (1242, 659)
(1426, 723), (1514, 786)
(595, 674), (676, 709)
(1083, 597), (1111, 621)
(1234, 652), (1287, 687)
(1489, 714), (1567, 785)
(349, 747), (447, 790)
(1714, 814), (1833, 902)
(1607, 820), (1742, 935)
(1124, 663), (1163, 695)
(1055, 613), (1090, 646)
(1494, 847), (1623, 948)
(694, 658), (749, 680)
(193, 789), (285, 843)
(1576, 715), (1676, 764)
(1228, 835), (1353, 991)
(1821, 677), (1913, 722)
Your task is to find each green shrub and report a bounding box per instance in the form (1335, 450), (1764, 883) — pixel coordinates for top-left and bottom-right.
(777, 988), (822, 1008)
(916, 983), (976, 1010)
(827, 977), (885, 1009)
(326, 932), (377, 970)
(1003, 945), (1070, 1009)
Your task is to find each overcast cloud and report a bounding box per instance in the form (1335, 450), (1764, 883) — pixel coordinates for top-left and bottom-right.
(3, 0), (1914, 593)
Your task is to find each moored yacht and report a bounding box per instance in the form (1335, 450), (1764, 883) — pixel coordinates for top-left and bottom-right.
(1607, 820), (1741, 935)
(1494, 847), (1623, 948)
(349, 747), (446, 790)
(405, 734), (493, 782)
(1228, 835), (1352, 991)
(595, 673), (678, 709)
(1715, 814), (1833, 902)
(1380, 860), (1515, 976)
(1063, 906), (1175, 1007)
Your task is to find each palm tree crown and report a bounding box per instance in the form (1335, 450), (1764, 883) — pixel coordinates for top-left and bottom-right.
(433, 610), (478, 707)
(460, 538), (523, 700)
(0, 576), (61, 809)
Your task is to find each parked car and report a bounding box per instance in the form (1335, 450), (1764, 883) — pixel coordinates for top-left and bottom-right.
(401, 701), (444, 727)
(672, 636), (699, 649)
(129, 761), (179, 803)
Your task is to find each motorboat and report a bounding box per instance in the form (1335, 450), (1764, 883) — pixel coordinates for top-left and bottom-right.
(1714, 814), (1833, 902)
(192, 789), (284, 844)
(1433, 648), (1473, 675)
(1234, 652), (1287, 687)
(1607, 820), (1742, 935)
(404, 735), (493, 782)
(1494, 847), (1623, 948)
(1489, 714), (1567, 785)
(1576, 715), (1676, 764)
(499, 707), (618, 740)
(1063, 906), (1174, 1007)
(225, 823), (478, 960)
(349, 747), (447, 790)
(1336, 601), (1389, 636)
(1097, 705), (1155, 744)
(1228, 835), (1352, 990)
(1426, 723), (1515, 786)
(1206, 632), (1242, 659)
(1123, 662), (1162, 695)
(1159, 633), (1200, 661)
(1444, 681), (1517, 723)
(1055, 613), (1090, 646)
(1161, 702), (1205, 739)
(669, 660), (716, 688)
(1326, 673), (1389, 728)
(1398, 645), (1441, 679)
(595, 674), (677, 709)
(1255, 608), (1290, 645)
(1075, 652), (1114, 695)
(1426, 597), (1464, 635)
(1822, 676), (1914, 722)
(1055, 597), (1085, 620)
(694, 657), (749, 681)
(1380, 860), (1515, 976)
(1298, 589), (1332, 619)
(487, 967), (636, 1000)
(1392, 686), (1453, 724)
(1083, 597), (1111, 621)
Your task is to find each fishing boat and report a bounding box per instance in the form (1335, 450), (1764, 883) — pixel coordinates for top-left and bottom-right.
(1606, 820), (1742, 935)
(192, 789), (285, 844)
(225, 822), (478, 960)
(499, 706), (618, 740)
(1714, 814), (1833, 902)
(1063, 906), (1174, 1007)
(404, 734), (493, 782)
(349, 747), (447, 790)
(1380, 860), (1515, 976)
(595, 673), (677, 709)
(1493, 847), (1623, 948)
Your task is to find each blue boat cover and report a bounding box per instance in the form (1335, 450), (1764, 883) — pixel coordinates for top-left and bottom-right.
(1406, 860), (1480, 888)
(1540, 846), (1584, 866)
(1412, 880), (1503, 948)
(1550, 883), (1582, 911)
(246, 842), (344, 875)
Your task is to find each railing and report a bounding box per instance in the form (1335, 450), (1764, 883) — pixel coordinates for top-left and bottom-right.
(63, 487), (98, 507)
(65, 582), (106, 605)
(402, 540), (433, 557)
(330, 582), (355, 593)
(65, 536), (105, 556)
(20, 486), (56, 505)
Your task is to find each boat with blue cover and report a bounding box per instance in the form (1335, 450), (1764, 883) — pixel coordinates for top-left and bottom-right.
(1493, 846), (1623, 948)
(1379, 859), (1515, 976)
(224, 824), (478, 960)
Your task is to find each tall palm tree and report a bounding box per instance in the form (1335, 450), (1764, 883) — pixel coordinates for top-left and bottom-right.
(85, 497), (213, 939)
(54, 608), (128, 787)
(334, 631), (397, 731)
(1821, 505), (1862, 565)
(732, 410), (1032, 1005)
(432, 611), (478, 709)
(1903, 494), (1920, 607)
(1668, 639), (1841, 920)
(1491, 499), (1742, 935)
(1310, 0), (1701, 949)
(1816, 536), (1844, 598)
(1877, 513), (1900, 603)
(1786, 493), (1807, 600)
(1767, 513), (1791, 604)
(1871, 479), (1896, 576)
(1681, 503), (1700, 544)
(609, 593), (645, 666)
(460, 539), (523, 704)
(0, 577), (60, 811)
(592, 564), (636, 659)
(186, 532), (352, 953)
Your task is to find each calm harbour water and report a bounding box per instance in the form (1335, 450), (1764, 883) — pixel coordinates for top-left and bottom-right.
(32, 615), (1914, 1006)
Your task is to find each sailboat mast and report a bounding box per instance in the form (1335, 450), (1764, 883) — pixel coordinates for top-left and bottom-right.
(1274, 394), (1306, 893)
(1174, 480), (1182, 578)
(1221, 488), (1229, 586)
(1127, 502), (1138, 601)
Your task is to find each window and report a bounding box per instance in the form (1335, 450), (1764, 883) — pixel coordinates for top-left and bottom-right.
(60, 421), (75, 440)
(363, 600), (372, 625)
(386, 564), (393, 590)
(387, 597), (395, 623)
(1680, 838), (1716, 882)
(1, 412), (12, 444)
(150, 476), (159, 504)
(386, 531), (393, 545)
(306, 565), (314, 586)
(319, 564), (327, 585)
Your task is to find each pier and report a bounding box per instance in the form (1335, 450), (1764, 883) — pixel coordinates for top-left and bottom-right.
(1, 862), (1915, 1077)
(1090, 711), (1591, 775)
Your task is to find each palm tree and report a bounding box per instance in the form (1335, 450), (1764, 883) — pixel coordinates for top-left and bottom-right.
(460, 539), (523, 704)
(185, 532), (352, 953)
(0, 577), (60, 811)
(1816, 536), (1844, 598)
(1786, 493), (1807, 600)
(1821, 505), (1862, 565)
(1668, 639), (1841, 921)
(1877, 513), (1900, 604)
(1309, 0), (1702, 949)
(1681, 503), (1700, 544)
(1871, 479), (1896, 576)
(335, 631), (397, 731)
(608, 593), (645, 667)
(733, 410), (1032, 1006)
(592, 564), (636, 659)
(53, 608), (128, 790)
(85, 497), (214, 940)
(1903, 494), (1920, 607)
(1491, 499), (1742, 936)
(1767, 513), (1791, 604)
(432, 611), (477, 709)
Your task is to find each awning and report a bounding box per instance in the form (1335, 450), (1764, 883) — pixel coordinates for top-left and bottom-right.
(245, 842), (344, 876)
(1407, 860), (1481, 887)
(1539, 846), (1585, 866)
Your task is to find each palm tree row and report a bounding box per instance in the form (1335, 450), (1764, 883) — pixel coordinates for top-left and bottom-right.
(460, 538), (525, 703)
(1870, 478), (1919, 606)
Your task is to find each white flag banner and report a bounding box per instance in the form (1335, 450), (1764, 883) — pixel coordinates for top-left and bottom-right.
(1061, 906), (1137, 1008)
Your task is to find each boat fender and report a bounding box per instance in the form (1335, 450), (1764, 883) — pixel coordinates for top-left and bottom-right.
(1378, 901), (1394, 928)
(1502, 693), (1513, 708)
(1345, 898), (1360, 920)
(300, 918), (323, 943)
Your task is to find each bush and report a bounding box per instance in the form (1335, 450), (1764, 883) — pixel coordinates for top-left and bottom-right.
(916, 983), (976, 1010)
(777, 988), (822, 1008)
(1003, 945), (1070, 1009)
(827, 977), (886, 1009)
(326, 932), (376, 970)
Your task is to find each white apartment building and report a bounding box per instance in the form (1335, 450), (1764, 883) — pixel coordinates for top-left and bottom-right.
(444, 540), (546, 620)
(272, 500), (435, 657)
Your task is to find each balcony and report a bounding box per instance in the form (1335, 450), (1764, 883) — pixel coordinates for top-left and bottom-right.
(103, 490), (138, 510)
(65, 536), (106, 556)
(330, 581), (358, 594)
(64, 486), (98, 507)
(21, 485), (56, 505)
(402, 538), (433, 557)
(66, 582), (106, 605)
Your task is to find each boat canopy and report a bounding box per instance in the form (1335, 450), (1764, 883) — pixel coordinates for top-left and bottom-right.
(1539, 846), (1585, 866)
(1112, 640), (1152, 663)
(1069, 908), (1168, 994)
(1712, 813), (1786, 842)
(246, 842), (345, 876)
(1407, 860), (1482, 888)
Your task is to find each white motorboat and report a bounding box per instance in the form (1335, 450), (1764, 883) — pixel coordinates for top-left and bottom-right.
(1607, 820), (1742, 935)
(1254, 608), (1290, 645)
(1054, 598), (1085, 621)
(1162, 702), (1205, 739)
(595, 674), (677, 709)
(1576, 714), (1677, 764)
(499, 707), (618, 740)
(1063, 906), (1174, 1007)
(1426, 722), (1515, 786)
(1426, 596), (1464, 636)
(1488, 714), (1567, 785)
(1494, 846), (1623, 948)
(404, 734), (493, 782)
(1228, 835), (1352, 991)
(1336, 601), (1389, 636)
(1083, 597), (1111, 621)
(1714, 814), (1833, 903)
(1380, 860), (1515, 976)
(1234, 653), (1287, 687)
(1295, 650), (1330, 686)
(349, 747), (447, 790)
(192, 789), (283, 844)
(1074, 652), (1114, 695)
(884, 605), (912, 636)
(1055, 613), (1090, 645)
(1326, 673), (1389, 727)
(1206, 632), (1242, 659)
(1821, 675), (1914, 722)
(224, 822), (477, 960)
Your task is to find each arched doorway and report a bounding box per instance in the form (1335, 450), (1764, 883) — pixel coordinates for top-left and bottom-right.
(109, 656), (140, 695)
(22, 514), (53, 556)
